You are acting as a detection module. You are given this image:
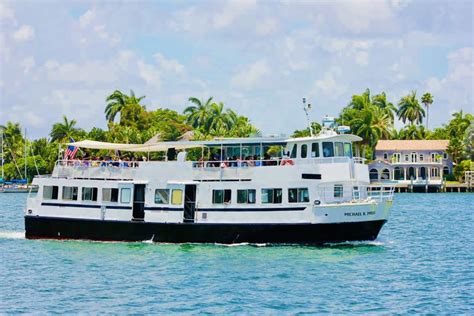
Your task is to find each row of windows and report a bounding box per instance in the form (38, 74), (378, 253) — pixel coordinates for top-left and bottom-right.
(44, 186), (131, 204)
(154, 189), (183, 205)
(211, 188), (310, 204)
(290, 142), (352, 159)
(384, 152), (448, 161)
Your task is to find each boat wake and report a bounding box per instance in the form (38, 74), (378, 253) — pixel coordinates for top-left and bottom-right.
(0, 231), (25, 239)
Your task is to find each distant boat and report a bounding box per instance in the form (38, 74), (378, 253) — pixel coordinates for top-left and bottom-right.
(0, 129), (39, 194)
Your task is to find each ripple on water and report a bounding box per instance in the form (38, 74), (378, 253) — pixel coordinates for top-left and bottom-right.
(0, 193), (473, 314)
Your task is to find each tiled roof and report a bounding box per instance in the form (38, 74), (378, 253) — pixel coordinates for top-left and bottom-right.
(375, 140), (449, 151)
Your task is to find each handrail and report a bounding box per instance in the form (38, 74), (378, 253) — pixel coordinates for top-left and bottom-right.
(55, 159), (141, 169)
(315, 184), (395, 204)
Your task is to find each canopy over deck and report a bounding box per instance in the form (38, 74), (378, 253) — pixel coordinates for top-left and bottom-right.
(66, 134), (361, 152)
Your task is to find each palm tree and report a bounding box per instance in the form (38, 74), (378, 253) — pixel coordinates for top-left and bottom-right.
(373, 92), (396, 122)
(105, 90), (145, 123)
(50, 116), (79, 142)
(207, 102), (237, 133)
(349, 88), (372, 110)
(184, 97), (214, 130)
(397, 91), (425, 125)
(421, 93), (433, 129)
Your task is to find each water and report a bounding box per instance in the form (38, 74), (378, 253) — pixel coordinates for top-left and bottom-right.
(1, 193), (473, 314)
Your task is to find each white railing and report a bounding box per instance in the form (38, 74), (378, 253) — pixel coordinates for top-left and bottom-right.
(316, 184), (394, 205)
(53, 159), (140, 179)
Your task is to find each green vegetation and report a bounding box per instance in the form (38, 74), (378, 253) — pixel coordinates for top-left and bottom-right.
(0, 91), (259, 181)
(1, 88), (472, 182)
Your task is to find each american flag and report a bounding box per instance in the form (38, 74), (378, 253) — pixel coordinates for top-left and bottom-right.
(64, 138), (78, 160)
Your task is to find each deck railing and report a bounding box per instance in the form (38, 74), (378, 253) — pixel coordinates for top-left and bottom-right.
(316, 184), (394, 204)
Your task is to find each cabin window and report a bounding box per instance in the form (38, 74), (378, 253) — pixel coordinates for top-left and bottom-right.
(237, 189), (256, 204)
(290, 144), (297, 158)
(383, 152), (388, 160)
(288, 188), (309, 203)
(334, 142), (344, 157)
(102, 188), (119, 202)
(43, 185), (58, 200)
(212, 189), (231, 204)
(322, 142), (334, 157)
(62, 186), (78, 201)
(311, 143), (320, 157)
(344, 143), (352, 157)
(334, 185), (343, 198)
(261, 188), (282, 204)
(155, 189), (170, 204)
(171, 189), (183, 205)
(82, 187), (98, 201)
(301, 144), (308, 158)
(120, 188), (131, 204)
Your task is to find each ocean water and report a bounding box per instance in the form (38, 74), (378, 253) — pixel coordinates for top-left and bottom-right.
(0, 193), (473, 314)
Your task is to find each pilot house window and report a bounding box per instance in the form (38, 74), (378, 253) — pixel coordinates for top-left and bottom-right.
(322, 142), (334, 157)
(301, 144), (308, 158)
(311, 143), (320, 157)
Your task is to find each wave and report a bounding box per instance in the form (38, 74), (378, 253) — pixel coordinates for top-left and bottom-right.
(0, 231), (25, 239)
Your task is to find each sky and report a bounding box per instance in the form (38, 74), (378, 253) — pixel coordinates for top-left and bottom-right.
(0, 0), (473, 139)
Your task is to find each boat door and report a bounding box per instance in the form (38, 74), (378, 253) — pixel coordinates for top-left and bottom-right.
(183, 185), (197, 223)
(132, 184), (146, 221)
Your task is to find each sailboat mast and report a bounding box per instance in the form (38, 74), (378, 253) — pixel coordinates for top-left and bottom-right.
(24, 128), (27, 183)
(1, 131), (4, 180)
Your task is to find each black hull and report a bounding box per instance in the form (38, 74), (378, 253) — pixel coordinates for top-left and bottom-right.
(25, 216), (387, 244)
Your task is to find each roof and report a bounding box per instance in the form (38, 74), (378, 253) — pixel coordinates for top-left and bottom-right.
(67, 133), (362, 152)
(375, 140), (449, 151)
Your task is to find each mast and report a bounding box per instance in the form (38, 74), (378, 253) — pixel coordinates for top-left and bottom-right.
(1, 131), (4, 180)
(24, 128), (27, 183)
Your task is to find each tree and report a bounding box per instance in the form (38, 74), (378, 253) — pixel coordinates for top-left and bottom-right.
(421, 92), (433, 129)
(105, 90), (146, 124)
(50, 116), (81, 142)
(184, 97), (214, 130)
(292, 122), (322, 137)
(397, 91), (425, 125)
(372, 92), (396, 122)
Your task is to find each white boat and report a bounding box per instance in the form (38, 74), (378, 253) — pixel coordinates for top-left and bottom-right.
(25, 120), (394, 244)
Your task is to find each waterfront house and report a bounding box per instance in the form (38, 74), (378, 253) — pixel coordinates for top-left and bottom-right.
(368, 140), (453, 189)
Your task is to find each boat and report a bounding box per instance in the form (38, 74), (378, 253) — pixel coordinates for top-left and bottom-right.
(25, 117), (394, 244)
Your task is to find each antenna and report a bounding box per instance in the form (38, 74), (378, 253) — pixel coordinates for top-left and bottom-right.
(302, 98), (313, 136)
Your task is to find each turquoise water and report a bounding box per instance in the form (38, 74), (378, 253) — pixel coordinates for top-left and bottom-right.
(0, 193), (473, 314)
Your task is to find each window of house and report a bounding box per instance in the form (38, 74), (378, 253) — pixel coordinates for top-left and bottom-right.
(431, 168), (440, 177)
(393, 153), (401, 162)
(404, 154), (410, 162)
(212, 189), (231, 204)
(120, 188), (131, 204)
(322, 142), (334, 157)
(419, 154), (424, 162)
(334, 142), (344, 157)
(237, 189), (256, 204)
(43, 185), (58, 200)
(301, 144), (308, 158)
(431, 153), (436, 161)
(102, 188), (119, 202)
(171, 189), (183, 205)
(334, 185), (344, 198)
(62, 186), (78, 200)
(288, 188), (310, 203)
(443, 152), (448, 159)
(344, 143), (352, 157)
(261, 188), (282, 204)
(290, 144), (297, 158)
(155, 189), (170, 204)
(311, 143), (320, 158)
(82, 187), (98, 201)
(383, 152), (388, 160)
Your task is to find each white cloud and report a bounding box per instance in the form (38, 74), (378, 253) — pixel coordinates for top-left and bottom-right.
(256, 17), (278, 36)
(79, 9), (95, 28)
(154, 53), (185, 74)
(313, 67), (346, 97)
(20, 56), (35, 74)
(13, 25), (35, 42)
(213, 0), (257, 28)
(332, 1), (396, 33)
(0, 2), (15, 23)
(231, 59), (269, 90)
(355, 51), (369, 66)
(137, 61), (162, 88)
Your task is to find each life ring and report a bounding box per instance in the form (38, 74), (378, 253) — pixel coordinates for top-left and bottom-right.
(281, 159), (294, 166)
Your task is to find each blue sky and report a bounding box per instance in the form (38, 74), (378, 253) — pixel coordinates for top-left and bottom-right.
(0, 0), (473, 139)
